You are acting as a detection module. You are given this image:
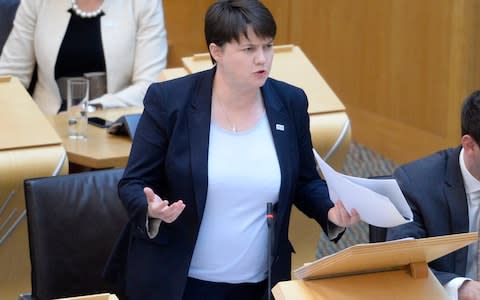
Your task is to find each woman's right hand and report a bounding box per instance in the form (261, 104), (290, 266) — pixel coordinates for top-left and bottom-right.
(144, 187), (185, 223)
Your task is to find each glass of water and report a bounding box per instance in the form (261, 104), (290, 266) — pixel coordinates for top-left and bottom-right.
(67, 78), (89, 139)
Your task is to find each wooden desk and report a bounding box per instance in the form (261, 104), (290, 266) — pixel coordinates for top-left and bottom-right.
(48, 107), (143, 170)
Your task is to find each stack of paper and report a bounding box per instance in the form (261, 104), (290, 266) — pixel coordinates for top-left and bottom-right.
(313, 149), (413, 227)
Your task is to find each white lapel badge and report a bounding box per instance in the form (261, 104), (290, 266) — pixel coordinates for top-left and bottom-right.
(276, 124), (284, 131)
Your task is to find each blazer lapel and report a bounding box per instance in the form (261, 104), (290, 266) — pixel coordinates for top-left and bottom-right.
(262, 80), (293, 231)
(40, 1), (72, 109)
(188, 69), (215, 221)
(444, 148), (469, 232)
(43, 2), (71, 60)
(443, 147), (469, 274)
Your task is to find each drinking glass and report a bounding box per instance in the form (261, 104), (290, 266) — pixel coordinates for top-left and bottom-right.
(67, 78), (89, 139)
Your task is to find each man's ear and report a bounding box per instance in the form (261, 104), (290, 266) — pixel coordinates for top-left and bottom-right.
(461, 134), (476, 152)
(209, 43), (222, 63)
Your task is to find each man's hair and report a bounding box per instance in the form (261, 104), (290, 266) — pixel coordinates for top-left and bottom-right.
(204, 0), (276, 63)
(461, 90), (480, 143)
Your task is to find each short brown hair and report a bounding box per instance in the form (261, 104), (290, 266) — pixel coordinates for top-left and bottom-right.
(205, 0), (276, 63)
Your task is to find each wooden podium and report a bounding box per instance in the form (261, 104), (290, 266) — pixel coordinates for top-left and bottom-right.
(0, 76), (68, 299)
(272, 232), (477, 300)
(56, 293), (118, 300)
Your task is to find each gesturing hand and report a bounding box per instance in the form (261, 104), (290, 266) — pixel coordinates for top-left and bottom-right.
(144, 187), (186, 223)
(327, 200), (360, 227)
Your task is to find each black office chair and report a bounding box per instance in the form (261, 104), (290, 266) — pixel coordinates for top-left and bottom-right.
(21, 168), (128, 300)
(369, 225), (387, 243)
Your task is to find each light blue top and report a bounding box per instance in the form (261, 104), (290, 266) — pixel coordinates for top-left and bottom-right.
(188, 114), (281, 283)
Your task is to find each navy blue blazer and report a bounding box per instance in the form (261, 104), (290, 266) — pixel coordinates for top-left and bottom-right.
(387, 146), (469, 285)
(107, 68), (336, 300)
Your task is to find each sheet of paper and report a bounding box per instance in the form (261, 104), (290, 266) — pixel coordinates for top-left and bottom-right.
(313, 149), (413, 227)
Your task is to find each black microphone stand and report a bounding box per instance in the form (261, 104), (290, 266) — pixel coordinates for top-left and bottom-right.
(266, 202), (274, 300)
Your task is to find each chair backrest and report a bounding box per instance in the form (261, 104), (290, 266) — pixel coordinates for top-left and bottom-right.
(368, 225), (387, 243)
(0, 0), (20, 54)
(24, 168), (128, 300)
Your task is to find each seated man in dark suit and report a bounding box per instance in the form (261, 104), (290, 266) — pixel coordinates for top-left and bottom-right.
(387, 90), (480, 300)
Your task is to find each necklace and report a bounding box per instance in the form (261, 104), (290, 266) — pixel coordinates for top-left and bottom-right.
(218, 97), (237, 133)
(215, 93), (263, 133)
(71, 0), (104, 18)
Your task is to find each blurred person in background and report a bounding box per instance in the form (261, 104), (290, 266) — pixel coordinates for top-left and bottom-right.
(387, 90), (480, 300)
(0, 0), (167, 115)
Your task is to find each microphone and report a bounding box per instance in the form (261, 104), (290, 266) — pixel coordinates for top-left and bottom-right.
(266, 202), (274, 300)
(267, 202), (274, 228)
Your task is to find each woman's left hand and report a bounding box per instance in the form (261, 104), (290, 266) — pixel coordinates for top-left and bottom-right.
(327, 200), (360, 227)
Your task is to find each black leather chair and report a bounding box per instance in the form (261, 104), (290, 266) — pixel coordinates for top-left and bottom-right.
(369, 225), (387, 243)
(22, 168), (128, 300)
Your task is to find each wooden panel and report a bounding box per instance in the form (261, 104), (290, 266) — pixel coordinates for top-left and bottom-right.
(446, 0), (480, 144)
(262, 0), (290, 44)
(163, 1), (211, 68)
(288, 0), (480, 163)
